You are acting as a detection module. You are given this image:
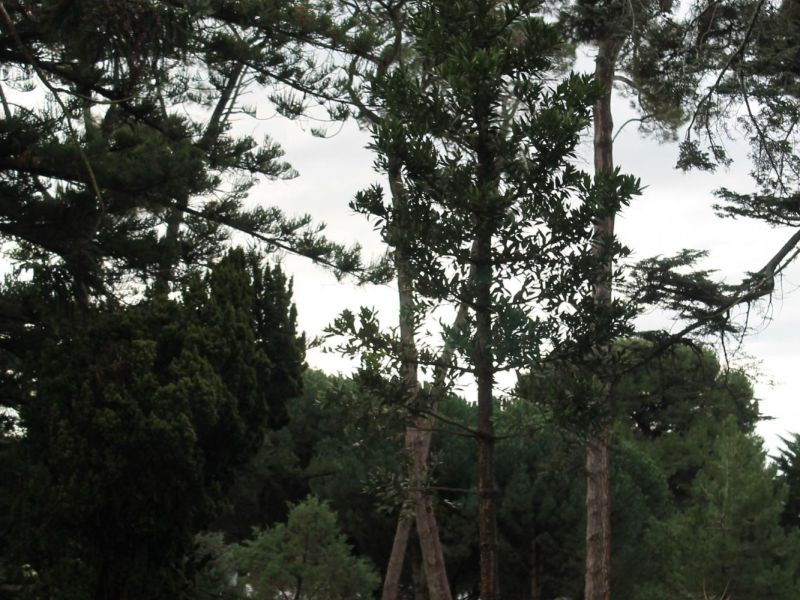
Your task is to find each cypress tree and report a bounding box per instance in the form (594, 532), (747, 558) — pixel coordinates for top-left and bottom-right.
(3, 249), (305, 597)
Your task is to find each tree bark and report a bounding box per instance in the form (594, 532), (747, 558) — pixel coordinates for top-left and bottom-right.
(410, 419), (451, 600)
(468, 70), (499, 599)
(584, 36), (622, 600)
(410, 538), (427, 600)
(383, 508), (414, 600)
(585, 426), (612, 600)
(474, 234), (497, 600)
(382, 294), (473, 600)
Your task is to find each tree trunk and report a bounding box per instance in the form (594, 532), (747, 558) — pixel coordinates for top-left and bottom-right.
(382, 168), (453, 600)
(585, 36), (622, 600)
(585, 426), (612, 600)
(469, 78), (499, 600)
(473, 223), (497, 600)
(382, 401), (455, 600)
(383, 297), (472, 600)
(383, 509), (414, 600)
(410, 418), (451, 600)
(410, 538), (427, 600)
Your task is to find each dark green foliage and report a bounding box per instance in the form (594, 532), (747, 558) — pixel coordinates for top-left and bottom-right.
(676, 0), (800, 251)
(188, 361), (797, 600)
(613, 341), (760, 506)
(1, 3), (799, 599)
(642, 419), (800, 600)
(514, 339), (795, 597)
(776, 433), (800, 530)
(518, 337), (758, 433)
(287, 371), (404, 565)
(248, 256), (306, 429)
(559, 0), (701, 141)
(520, 339), (760, 492)
(427, 397), (673, 600)
(613, 340), (759, 438)
(209, 369), (401, 563)
(2, 249), (304, 598)
(346, 0), (641, 370)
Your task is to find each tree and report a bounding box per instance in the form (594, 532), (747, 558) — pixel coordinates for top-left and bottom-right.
(659, 0), (800, 311)
(643, 419), (800, 600)
(307, 3), (462, 597)
(345, 2), (639, 597)
(3, 249), (305, 598)
(776, 433), (800, 530)
(420, 386), (672, 600)
(211, 368), (405, 567)
(519, 339), (764, 597)
(218, 496), (380, 600)
(555, 1), (707, 596)
(0, 0), (367, 304)
(0, 4), (379, 590)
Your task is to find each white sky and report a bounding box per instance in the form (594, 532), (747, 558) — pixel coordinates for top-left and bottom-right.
(239, 81), (800, 453)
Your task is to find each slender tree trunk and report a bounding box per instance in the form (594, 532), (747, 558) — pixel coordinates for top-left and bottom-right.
(474, 234), (497, 600)
(585, 426), (612, 600)
(472, 83), (498, 600)
(584, 36), (622, 600)
(472, 168), (497, 600)
(410, 418), (451, 600)
(383, 509), (414, 600)
(468, 72), (501, 598)
(410, 537), (428, 600)
(383, 295), (472, 600)
(382, 169), (453, 600)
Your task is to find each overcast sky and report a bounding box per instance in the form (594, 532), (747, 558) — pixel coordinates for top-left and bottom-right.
(236, 76), (800, 453)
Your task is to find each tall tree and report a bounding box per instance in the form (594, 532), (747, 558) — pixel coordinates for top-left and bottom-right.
(0, 0), (367, 303)
(346, 2), (639, 596)
(556, 1), (697, 596)
(313, 3), (462, 597)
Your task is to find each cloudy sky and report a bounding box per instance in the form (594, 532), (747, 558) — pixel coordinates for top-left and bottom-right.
(238, 77), (800, 453)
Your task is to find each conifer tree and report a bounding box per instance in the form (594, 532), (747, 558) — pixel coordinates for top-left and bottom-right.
(309, 3), (462, 596)
(3, 249), (305, 597)
(552, 1), (771, 594)
(0, 0), (367, 304)
(645, 419), (800, 600)
(776, 433), (800, 530)
(636, 0), (800, 306)
(218, 497), (381, 600)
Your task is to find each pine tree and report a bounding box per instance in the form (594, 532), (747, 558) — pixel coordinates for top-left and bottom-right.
(776, 433), (800, 530)
(649, 0), (800, 301)
(0, 0), (367, 304)
(645, 419), (800, 600)
(217, 497), (381, 600)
